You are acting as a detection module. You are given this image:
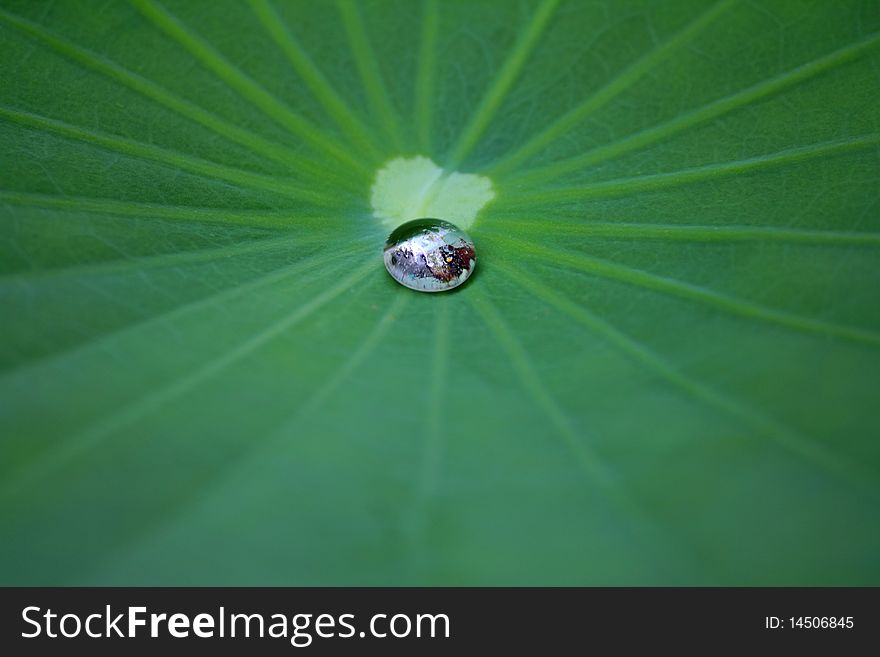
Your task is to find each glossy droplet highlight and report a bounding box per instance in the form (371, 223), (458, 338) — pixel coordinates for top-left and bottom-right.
(383, 219), (476, 292)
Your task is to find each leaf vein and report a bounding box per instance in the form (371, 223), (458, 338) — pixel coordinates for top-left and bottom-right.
(500, 262), (874, 488)
(446, 0), (560, 169)
(493, 234), (880, 347)
(336, 0), (405, 150)
(504, 29), (880, 184)
(131, 0), (366, 173)
(487, 0), (735, 177)
(0, 255), (376, 500)
(0, 7), (342, 182)
(0, 107), (341, 205)
(248, 0), (381, 158)
(484, 219), (880, 247)
(505, 134), (880, 204)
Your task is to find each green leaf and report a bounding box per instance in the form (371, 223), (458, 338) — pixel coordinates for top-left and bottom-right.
(1, 0), (879, 585)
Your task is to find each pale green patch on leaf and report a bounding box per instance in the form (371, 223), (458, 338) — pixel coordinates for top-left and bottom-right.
(370, 156), (495, 230)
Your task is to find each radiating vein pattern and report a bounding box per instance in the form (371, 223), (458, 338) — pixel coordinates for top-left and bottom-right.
(248, 0), (380, 158)
(496, 261), (873, 488)
(0, 107), (347, 204)
(467, 288), (689, 559)
(504, 134), (880, 204)
(402, 297), (450, 577)
(414, 0), (439, 153)
(467, 288), (612, 486)
(0, 7), (339, 181)
(131, 0), (366, 173)
(0, 191), (361, 231)
(2, 0), (879, 586)
(486, 0), (736, 177)
(336, 0), (405, 150)
(488, 220), (880, 247)
(492, 235), (880, 347)
(0, 232), (320, 283)
(1, 254), (376, 500)
(446, 0), (559, 169)
(85, 287), (411, 573)
(501, 29), (880, 184)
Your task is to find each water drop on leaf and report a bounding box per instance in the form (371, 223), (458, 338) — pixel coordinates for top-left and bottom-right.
(383, 219), (476, 293)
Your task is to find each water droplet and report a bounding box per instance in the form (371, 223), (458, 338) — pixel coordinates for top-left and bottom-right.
(383, 219), (476, 293)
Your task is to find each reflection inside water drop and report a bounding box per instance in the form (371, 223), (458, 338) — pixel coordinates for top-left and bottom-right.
(383, 219), (476, 292)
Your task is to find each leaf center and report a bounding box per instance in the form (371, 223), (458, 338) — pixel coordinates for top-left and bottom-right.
(370, 156), (495, 230)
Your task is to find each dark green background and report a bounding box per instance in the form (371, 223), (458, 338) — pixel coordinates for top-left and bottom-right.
(1, 0), (879, 584)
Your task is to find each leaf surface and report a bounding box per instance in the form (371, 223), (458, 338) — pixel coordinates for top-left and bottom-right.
(1, 0), (879, 584)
